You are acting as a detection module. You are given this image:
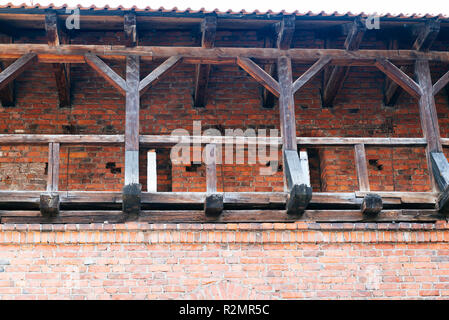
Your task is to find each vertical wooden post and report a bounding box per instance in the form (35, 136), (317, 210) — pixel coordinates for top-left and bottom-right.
(415, 59), (443, 192)
(354, 144), (370, 192)
(204, 143), (223, 216)
(277, 56), (312, 214)
(123, 55), (141, 216)
(40, 142), (60, 217)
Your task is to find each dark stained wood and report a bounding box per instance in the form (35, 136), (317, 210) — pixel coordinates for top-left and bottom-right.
(275, 15), (295, 50)
(354, 144), (370, 192)
(39, 193), (59, 217)
(122, 183), (141, 217)
(84, 53), (127, 95)
(433, 70), (449, 96)
(321, 17), (365, 108)
(376, 58), (422, 98)
(45, 10), (70, 108)
(277, 56), (296, 151)
(139, 56), (182, 95)
(124, 12), (137, 47)
(430, 152), (449, 192)
(193, 15), (217, 108)
(2, 44), (449, 63)
(292, 56), (331, 94)
(237, 57), (280, 97)
(284, 150), (312, 215)
(361, 193), (383, 215)
(0, 53), (36, 91)
(412, 20), (440, 51)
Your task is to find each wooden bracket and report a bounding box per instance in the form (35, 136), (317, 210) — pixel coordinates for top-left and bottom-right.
(361, 193), (383, 216)
(40, 193), (60, 217)
(139, 56), (182, 96)
(122, 183), (141, 217)
(430, 152), (449, 214)
(0, 53), (37, 91)
(284, 149), (312, 215)
(124, 12), (137, 47)
(84, 53), (127, 95)
(433, 70), (449, 96)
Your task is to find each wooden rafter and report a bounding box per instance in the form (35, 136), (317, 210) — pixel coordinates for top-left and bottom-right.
(45, 11), (71, 108)
(139, 56), (182, 95)
(0, 53), (36, 91)
(84, 53), (127, 95)
(193, 15), (217, 108)
(321, 17), (366, 108)
(124, 12), (137, 47)
(384, 20), (440, 106)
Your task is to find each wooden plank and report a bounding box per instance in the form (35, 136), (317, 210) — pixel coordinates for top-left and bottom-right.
(412, 20), (440, 51)
(237, 57), (280, 97)
(193, 15), (217, 108)
(433, 70), (449, 96)
(375, 58), (422, 98)
(321, 18), (365, 108)
(139, 55), (182, 95)
(354, 144), (370, 192)
(2, 44), (449, 63)
(45, 10), (70, 107)
(204, 143), (223, 215)
(46, 142), (60, 192)
(292, 56), (331, 94)
(0, 134), (124, 144)
(124, 12), (137, 47)
(275, 15), (295, 50)
(0, 53), (36, 91)
(84, 53), (127, 95)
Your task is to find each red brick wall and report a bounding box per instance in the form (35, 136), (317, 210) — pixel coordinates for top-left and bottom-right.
(1, 222), (449, 299)
(1, 31), (447, 193)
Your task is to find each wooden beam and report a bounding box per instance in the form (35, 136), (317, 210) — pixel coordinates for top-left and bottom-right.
(292, 56), (331, 94)
(196, 14), (216, 99)
(284, 150), (312, 215)
(361, 193), (383, 215)
(261, 31), (276, 108)
(84, 53), (127, 95)
(123, 55), (141, 216)
(375, 58), (422, 98)
(430, 152), (449, 214)
(354, 144), (370, 192)
(45, 10), (70, 108)
(412, 20), (440, 51)
(2, 44), (449, 63)
(321, 18), (365, 108)
(275, 15), (295, 50)
(40, 142), (60, 217)
(433, 70), (449, 96)
(204, 144), (223, 216)
(415, 60), (443, 193)
(0, 33), (13, 107)
(139, 56), (182, 95)
(237, 57), (280, 97)
(193, 15), (217, 108)
(124, 12), (137, 47)
(0, 53), (36, 91)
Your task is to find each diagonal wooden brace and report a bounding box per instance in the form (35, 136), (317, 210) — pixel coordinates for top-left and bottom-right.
(284, 149), (312, 215)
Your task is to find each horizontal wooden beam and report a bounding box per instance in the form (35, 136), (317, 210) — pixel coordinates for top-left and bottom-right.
(0, 134), (428, 146)
(0, 44), (449, 63)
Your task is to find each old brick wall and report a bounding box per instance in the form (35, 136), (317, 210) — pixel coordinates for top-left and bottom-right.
(1, 31), (447, 192)
(1, 222), (449, 299)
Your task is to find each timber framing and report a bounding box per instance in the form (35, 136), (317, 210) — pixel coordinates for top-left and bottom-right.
(0, 10), (448, 223)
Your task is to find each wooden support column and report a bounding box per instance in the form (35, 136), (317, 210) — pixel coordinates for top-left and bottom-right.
(45, 11), (70, 108)
(277, 56), (312, 214)
(321, 17), (365, 108)
(204, 144), (223, 216)
(354, 143), (383, 215)
(40, 142), (60, 217)
(0, 33), (13, 107)
(123, 55), (141, 216)
(193, 15), (216, 108)
(384, 20), (440, 106)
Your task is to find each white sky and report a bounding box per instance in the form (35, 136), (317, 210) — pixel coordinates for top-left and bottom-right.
(8, 0), (449, 16)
